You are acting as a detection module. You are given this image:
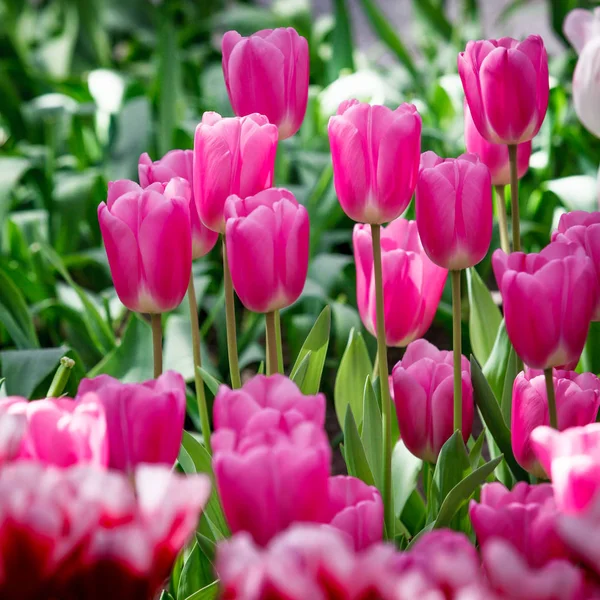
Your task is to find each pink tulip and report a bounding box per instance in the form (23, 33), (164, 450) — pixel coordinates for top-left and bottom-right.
(415, 151), (492, 270)
(193, 112), (278, 233)
(327, 475), (383, 550)
(458, 35), (549, 144)
(492, 243), (597, 369)
(138, 151), (218, 259)
(0, 397), (108, 468)
(353, 219), (448, 347)
(0, 411), (25, 466)
(222, 28), (309, 140)
(224, 188), (309, 312)
(512, 368), (600, 478)
(557, 507), (600, 581)
(464, 103), (531, 186)
(328, 100), (422, 224)
(531, 424), (600, 514)
(391, 339), (473, 463)
(76, 371), (186, 473)
(98, 179), (191, 313)
(564, 8), (600, 54)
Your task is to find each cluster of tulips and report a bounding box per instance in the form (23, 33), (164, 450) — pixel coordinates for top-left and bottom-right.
(3, 5), (600, 600)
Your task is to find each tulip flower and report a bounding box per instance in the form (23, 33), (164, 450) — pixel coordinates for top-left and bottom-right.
(328, 100), (422, 224)
(222, 28), (309, 140)
(76, 371), (186, 473)
(138, 151), (218, 259)
(572, 37), (600, 139)
(391, 339), (473, 463)
(353, 219), (448, 347)
(556, 506), (600, 581)
(512, 368), (600, 478)
(0, 397), (108, 468)
(327, 476), (383, 550)
(0, 411), (24, 467)
(563, 7), (600, 54)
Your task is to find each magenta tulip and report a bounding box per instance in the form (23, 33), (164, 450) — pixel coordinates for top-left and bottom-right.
(353, 219), (448, 347)
(557, 508), (600, 583)
(391, 339), (473, 463)
(98, 180), (191, 313)
(224, 188), (309, 312)
(328, 100), (422, 224)
(327, 475), (383, 550)
(512, 368), (600, 478)
(415, 152), (492, 270)
(464, 103), (531, 186)
(492, 243), (597, 369)
(193, 112), (278, 233)
(222, 28), (309, 140)
(458, 36), (549, 144)
(138, 150), (218, 259)
(76, 371), (186, 473)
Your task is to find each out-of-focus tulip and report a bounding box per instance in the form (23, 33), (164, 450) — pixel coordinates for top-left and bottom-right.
(415, 151), (492, 270)
(138, 151), (218, 259)
(327, 475), (383, 550)
(76, 371), (186, 473)
(0, 397), (107, 468)
(564, 7), (600, 54)
(98, 180), (191, 313)
(193, 112), (278, 233)
(573, 37), (600, 138)
(222, 28), (309, 140)
(224, 188), (309, 312)
(531, 424), (600, 514)
(458, 36), (549, 144)
(557, 504), (600, 581)
(353, 219), (448, 347)
(328, 100), (422, 224)
(391, 339), (473, 463)
(0, 411), (25, 467)
(464, 104), (531, 186)
(492, 243), (597, 369)
(512, 368), (600, 478)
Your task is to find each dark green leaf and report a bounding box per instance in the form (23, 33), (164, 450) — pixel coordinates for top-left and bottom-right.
(469, 431), (485, 469)
(400, 490), (426, 537)
(361, 375), (383, 490)
(501, 348), (518, 426)
(328, 0), (355, 80)
(482, 321), (511, 402)
(413, 0), (453, 40)
(343, 406), (376, 487)
(0, 268), (39, 349)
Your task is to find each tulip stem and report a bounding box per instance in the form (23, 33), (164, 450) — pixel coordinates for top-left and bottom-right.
(371, 224), (394, 540)
(222, 236), (242, 389)
(495, 185), (510, 254)
(265, 311), (279, 376)
(274, 310), (284, 373)
(151, 313), (163, 378)
(544, 368), (558, 429)
(451, 270), (462, 433)
(508, 144), (521, 252)
(188, 275), (212, 455)
(47, 356), (75, 397)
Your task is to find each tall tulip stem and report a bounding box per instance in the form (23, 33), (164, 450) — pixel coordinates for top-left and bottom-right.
(151, 314), (163, 378)
(544, 368), (558, 429)
(188, 275), (212, 455)
(265, 311), (279, 376)
(508, 144), (521, 252)
(222, 236), (242, 389)
(451, 270), (462, 433)
(274, 310), (284, 373)
(495, 185), (510, 254)
(371, 224), (393, 539)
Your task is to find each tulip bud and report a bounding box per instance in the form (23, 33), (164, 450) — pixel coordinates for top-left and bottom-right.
(353, 219), (448, 347)
(193, 112), (278, 233)
(328, 100), (422, 224)
(391, 339), (473, 463)
(98, 180), (191, 313)
(416, 152), (493, 270)
(222, 28), (309, 140)
(573, 36), (600, 138)
(458, 35), (549, 144)
(224, 188), (309, 313)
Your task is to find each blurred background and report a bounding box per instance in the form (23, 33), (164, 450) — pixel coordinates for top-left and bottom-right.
(0, 0), (598, 428)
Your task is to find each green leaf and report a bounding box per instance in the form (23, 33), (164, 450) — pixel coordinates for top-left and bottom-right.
(290, 350), (311, 390)
(334, 328), (372, 428)
(0, 157), (31, 230)
(501, 348), (518, 426)
(343, 406), (376, 486)
(0, 268), (39, 349)
(328, 0), (355, 81)
(361, 375), (383, 490)
(197, 367), (222, 397)
(482, 321), (511, 402)
(469, 431), (486, 469)
(400, 489), (426, 536)
(413, 0), (453, 40)
(177, 543), (215, 600)
(466, 267), (502, 366)
(434, 456), (503, 529)
(391, 440), (422, 518)
(185, 581), (220, 600)
(289, 305), (330, 395)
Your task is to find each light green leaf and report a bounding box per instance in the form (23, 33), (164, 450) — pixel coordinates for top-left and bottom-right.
(343, 406), (376, 487)
(290, 350), (311, 390)
(361, 375), (383, 490)
(197, 367), (222, 397)
(0, 268), (39, 349)
(469, 431), (486, 469)
(177, 543), (215, 600)
(482, 321), (511, 402)
(185, 581), (220, 600)
(391, 440), (422, 518)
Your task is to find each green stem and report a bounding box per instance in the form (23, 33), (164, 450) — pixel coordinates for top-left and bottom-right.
(371, 224), (394, 540)
(508, 144), (521, 252)
(265, 311), (279, 376)
(222, 236), (241, 389)
(451, 270), (462, 433)
(151, 313), (163, 378)
(47, 356), (75, 397)
(188, 275), (212, 455)
(544, 368), (558, 429)
(495, 185), (510, 254)
(274, 310), (284, 374)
